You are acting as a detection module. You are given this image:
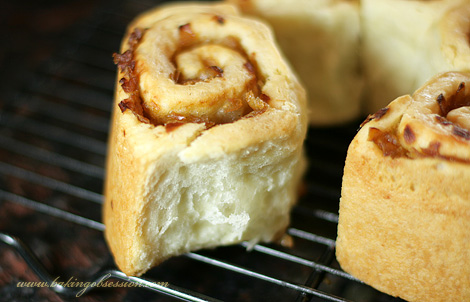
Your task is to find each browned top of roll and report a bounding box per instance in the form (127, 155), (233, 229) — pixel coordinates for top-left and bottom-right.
(112, 3), (304, 127)
(362, 72), (470, 162)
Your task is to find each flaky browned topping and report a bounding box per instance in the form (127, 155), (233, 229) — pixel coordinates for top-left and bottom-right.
(369, 125), (470, 162)
(113, 50), (134, 72)
(118, 99), (149, 124)
(119, 76), (138, 94)
(368, 123), (470, 162)
(368, 127), (408, 158)
(128, 27), (144, 49)
(360, 107), (389, 128)
(368, 81), (470, 160)
(113, 28), (144, 72)
(113, 27), (150, 124)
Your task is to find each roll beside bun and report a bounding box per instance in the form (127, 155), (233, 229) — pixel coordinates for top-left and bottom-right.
(361, 0), (470, 113)
(336, 72), (470, 302)
(104, 2), (307, 276)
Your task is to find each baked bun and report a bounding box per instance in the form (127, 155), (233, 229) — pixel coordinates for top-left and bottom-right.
(362, 0), (470, 114)
(103, 2), (307, 276)
(336, 72), (470, 302)
(228, 0), (363, 125)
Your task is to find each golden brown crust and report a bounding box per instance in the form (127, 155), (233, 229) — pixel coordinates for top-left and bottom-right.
(104, 2), (307, 276)
(336, 72), (470, 301)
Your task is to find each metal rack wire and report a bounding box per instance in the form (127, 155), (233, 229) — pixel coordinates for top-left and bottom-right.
(0, 0), (405, 301)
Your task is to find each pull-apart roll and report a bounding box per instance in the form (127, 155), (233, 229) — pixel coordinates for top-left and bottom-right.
(337, 72), (470, 302)
(362, 0), (470, 113)
(229, 0), (363, 125)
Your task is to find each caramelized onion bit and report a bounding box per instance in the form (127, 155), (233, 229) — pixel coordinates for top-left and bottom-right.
(452, 125), (470, 140)
(178, 23), (197, 48)
(118, 99), (132, 113)
(119, 77), (138, 94)
(118, 99), (150, 124)
(361, 107), (389, 127)
(368, 127), (408, 158)
(113, 27), (150, 124)
(170, 70), (181, 83)
(128, 27), (144, 49)
(113, 50), (135, 72)
(116, 18), (271, 127)
(369, 75), (470, 161)
(422, 141), (441, 157)
(435, 115), (470, 140)
(176, 65), (224, 85)
(209, 65), (224, 76)
(435, 115), (453, 126)
(420, 141), (470, 163)
(244, 62), (255, 74)
(403, 125), (416, 144)
(212, 15), (225, 25)
(164, 123), (185, 133)
(246, 91), (267, 112)
(437, 82), (470, 116)
(260, 93), (270, 102)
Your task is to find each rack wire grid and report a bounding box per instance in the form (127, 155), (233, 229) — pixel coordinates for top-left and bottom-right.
(0, 0), (406, 301)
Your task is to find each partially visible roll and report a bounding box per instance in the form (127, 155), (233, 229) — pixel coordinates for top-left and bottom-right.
(336, 72), (470, 302)
(228, 0), (363, 125)
(362, 0), (470, 114)
(104, 2), (307, 276)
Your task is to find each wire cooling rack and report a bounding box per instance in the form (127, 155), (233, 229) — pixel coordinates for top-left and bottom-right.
(0, 0), (406, 301)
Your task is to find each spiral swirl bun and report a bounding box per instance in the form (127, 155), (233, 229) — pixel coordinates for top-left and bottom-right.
(105, 3), (307, 277)
(114, 3), (301, 125)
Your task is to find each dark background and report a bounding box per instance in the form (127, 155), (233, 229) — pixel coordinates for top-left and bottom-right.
(0, 0), (99, 95)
